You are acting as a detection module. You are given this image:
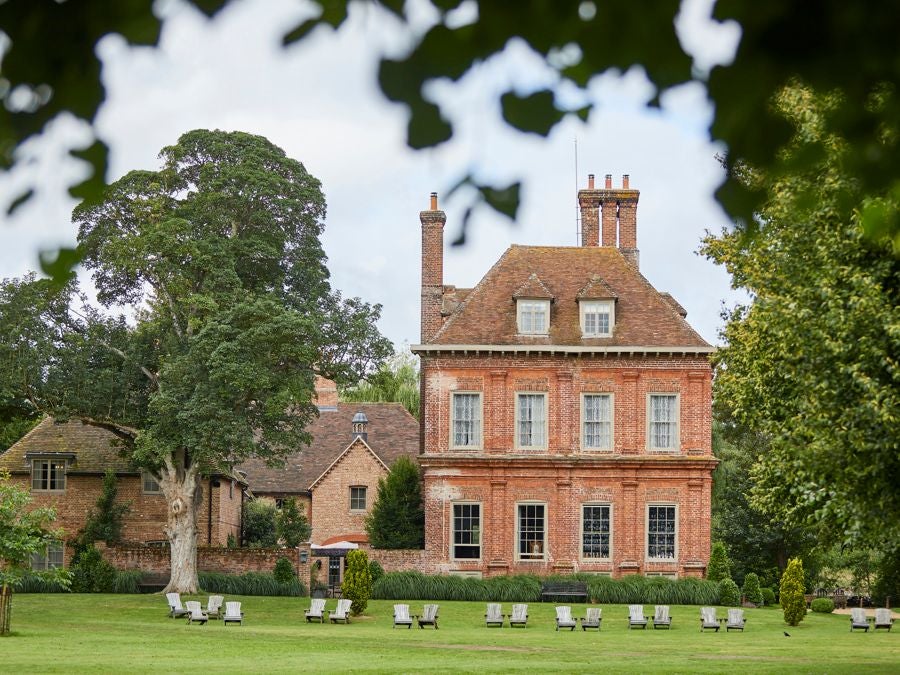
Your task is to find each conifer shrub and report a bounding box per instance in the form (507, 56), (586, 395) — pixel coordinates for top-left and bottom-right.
(742, 572), (763, 605)
(811, 597), (835, 613)
(718, 578), (741, 606)
(706, 542), (732, 582)
(761, 587), (777, 606)
(273, 556), (297, 584)
(341, 550), (372, 615)
(780, 557), (807, 626)
(368, 559), (384, 585)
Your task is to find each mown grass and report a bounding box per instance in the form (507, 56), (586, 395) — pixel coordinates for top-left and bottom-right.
(3, 594), (897, 673)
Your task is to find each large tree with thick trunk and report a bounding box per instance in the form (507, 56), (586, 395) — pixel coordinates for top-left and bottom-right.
(0, 130), (393, 593)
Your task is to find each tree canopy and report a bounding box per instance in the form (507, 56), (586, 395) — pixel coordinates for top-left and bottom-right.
(3, 1), (898, 279)
(365, 455), (425, 549)
(0, 129), (393, 591)
(340, 349), (420, 419)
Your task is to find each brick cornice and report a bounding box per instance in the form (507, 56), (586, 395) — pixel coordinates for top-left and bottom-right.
(412, 344), (715, 356)
(419, 454), (718, 471)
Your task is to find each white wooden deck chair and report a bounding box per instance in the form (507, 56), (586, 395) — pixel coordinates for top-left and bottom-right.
(205, 595), (224, 620)
(166, 592), (188, 618)
(700, 606), (720, 632)
(418, 603), (439, 629)
(726, 608), (746, 631)
(305, 597), (326, 623)
(223, 601), (243, 626)
(850, 607), (870, 632)
(628, 604), (647, 629)
(653, 605), (672, 629)
(185, 600), (208, 625)
(329, 598), (353, 624)
(509, 603), (528, 628)
(874, 608), (894, 631)
(485, 603), (504, 627)
(555, 606), (576, 631)
(580, 607), (602, 631)
(393, 604), (413, 629)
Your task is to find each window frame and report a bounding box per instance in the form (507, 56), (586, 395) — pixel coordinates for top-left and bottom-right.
(451, 502), (482, 561)
(515, 502), (547, 561)
(581, 393), (614, 451)
(516, 299), (550, 335)
(579, 300), (615, 337)
(31, 540), (64, 571)
(31, 459), (66, 492)
(142, 471), (161, 495)
(646, 504), (678, 562)
(580, 503), (612, 561)
(449, 391), (483, 450)
(349, 486), (367, 512)
(647, 393), (680, 451)
(515, 392), (548, 451)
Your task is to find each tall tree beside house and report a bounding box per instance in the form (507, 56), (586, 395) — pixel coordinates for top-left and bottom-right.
(0, 469), (70, 635)
(340, 349), (420, 419)
(276, 497), (311, 547)
(0, 130), (393, 593)
(365, 456), (425, 549)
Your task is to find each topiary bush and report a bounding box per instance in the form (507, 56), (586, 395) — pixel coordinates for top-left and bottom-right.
(707, 542), (732, 582)
(761, 587), (777, 606)
(718, 578), (741, 606)
(780, 557), (807, 626)
(70, 546), (117, 593)
(342, 549), (372, 615)
(742, 572), (763, 605)
(811, 597), (835, 613)
(273, 556), (297, 584)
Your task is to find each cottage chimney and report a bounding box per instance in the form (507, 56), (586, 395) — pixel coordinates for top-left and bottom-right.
(420, 192), (446, 342)
(314, 376), (338, 411)
(351, 411), (368, 442)
(578, 175), (600, 247)
(618, 174), (639, 268)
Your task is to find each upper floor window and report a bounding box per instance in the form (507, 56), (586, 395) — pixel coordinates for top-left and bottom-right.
(349, 486), (367, 511)
(142, 472), (161, 494)
(516, 393), (547, 450)
(452, 503), (481, 560)
(517, 300), (550, 335)
(31, 540), (64, 570)
(647, 505), (677, 560)
(648, 394), (679, 450)
(582, 393), (612, 450)
(580, 300), (614, 337)
(31, 459), (65, 491)
(451, 392), (482, 449)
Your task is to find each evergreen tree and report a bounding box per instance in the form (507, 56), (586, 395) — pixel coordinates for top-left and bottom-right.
(365, 456), (424, 549)
(707, 542), (732, 583)
(719, 578), (741, 606)
(742, 572), (763, 605)
(780, 557), (807, 626)
(341, 549), (372, 616)
(276, 497), (311, 547)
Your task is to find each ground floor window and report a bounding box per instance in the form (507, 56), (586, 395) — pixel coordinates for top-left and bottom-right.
(328, 557), (341, 588)
(582, 504), (611, 559)
(647, 505), (677, 560)
(452, 503), (481, 559)
(31, 541), (64, 570)
(517, 503), (546, 560)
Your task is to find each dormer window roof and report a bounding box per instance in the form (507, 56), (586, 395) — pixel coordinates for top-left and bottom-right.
(513, 273), (555, 301)
(576, 275), (617, 300)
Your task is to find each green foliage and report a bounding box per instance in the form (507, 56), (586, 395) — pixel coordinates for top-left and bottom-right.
(72, 469), (130, 553)
(0, 399), (39, 452)
(341, 550), (372, 616)
(226, 533), (237, 549)
(368, 559), (384, 586)
(243, 499), (278, 548)
(13, 574), (70, 593)
(811, 598), (835, 613)
(273, 557), (297, 584)
(199, 571), (306, 597)
(704, 85), (900, 552)
(70, 546), (117, 593)
(761, 587), (777, 606)
(340, 350), (420, 419)
(275, 498), (311, 547)
(742, 572), (763, 605)
(718, 578), (741, 607)
(706, 542), (731, 583)
(780, 558), (807, 626)
(112, 570), (142, 594)
(872, 548), (900, 607)
(365, 456), (425, 549)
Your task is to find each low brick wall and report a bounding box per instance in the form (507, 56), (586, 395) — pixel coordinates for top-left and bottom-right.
(364, 547), (429, 573)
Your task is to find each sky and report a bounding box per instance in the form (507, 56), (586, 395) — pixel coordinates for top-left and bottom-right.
(0, 0), (744, 350)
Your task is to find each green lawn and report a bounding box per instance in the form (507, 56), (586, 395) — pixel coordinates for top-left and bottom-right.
(3, 594), (897, 673)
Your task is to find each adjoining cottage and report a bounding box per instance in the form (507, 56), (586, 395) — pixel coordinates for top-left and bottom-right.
(413, 175), (717, 578)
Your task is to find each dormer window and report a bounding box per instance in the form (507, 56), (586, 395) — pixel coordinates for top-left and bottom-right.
(580, 300), (614, 337)
(517, 300), (550, 334)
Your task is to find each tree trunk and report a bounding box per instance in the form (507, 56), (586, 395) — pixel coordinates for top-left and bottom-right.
(0, 583), (11, 636)
(160, 462), (202, 594)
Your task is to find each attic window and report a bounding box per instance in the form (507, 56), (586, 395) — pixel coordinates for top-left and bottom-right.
(517, 299), (550, 335)
(580, 300), (614, 337)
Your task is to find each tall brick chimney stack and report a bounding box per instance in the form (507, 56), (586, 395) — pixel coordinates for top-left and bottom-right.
(576, 172), (640, 268)
(420, 192), (446, 342)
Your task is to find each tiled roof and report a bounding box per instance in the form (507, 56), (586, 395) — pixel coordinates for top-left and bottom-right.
(238, 403), (419, 494)
(0, 417), (132, 474)
(512, 273), (555, 300)
(431, 245), (709, 347)
(576, 275), (618, 300)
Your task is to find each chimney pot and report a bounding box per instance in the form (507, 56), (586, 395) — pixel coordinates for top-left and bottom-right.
(605, 174), (612, 189)
(430, 192), (438, 210)
(622, 174), (629, 189)
(588, 173), (595, 189)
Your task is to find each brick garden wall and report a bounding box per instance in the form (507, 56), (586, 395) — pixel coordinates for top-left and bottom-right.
(363, 547), (429, 574)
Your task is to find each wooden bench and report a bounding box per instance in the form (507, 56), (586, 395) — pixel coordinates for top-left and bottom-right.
(541, 581), (588, 602)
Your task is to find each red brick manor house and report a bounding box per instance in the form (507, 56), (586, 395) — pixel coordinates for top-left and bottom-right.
(412, 174), (716, 579)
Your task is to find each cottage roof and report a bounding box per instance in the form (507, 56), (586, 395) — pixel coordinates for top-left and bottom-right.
(237, 403), (419, 494)
(430, 245), (709, 348)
